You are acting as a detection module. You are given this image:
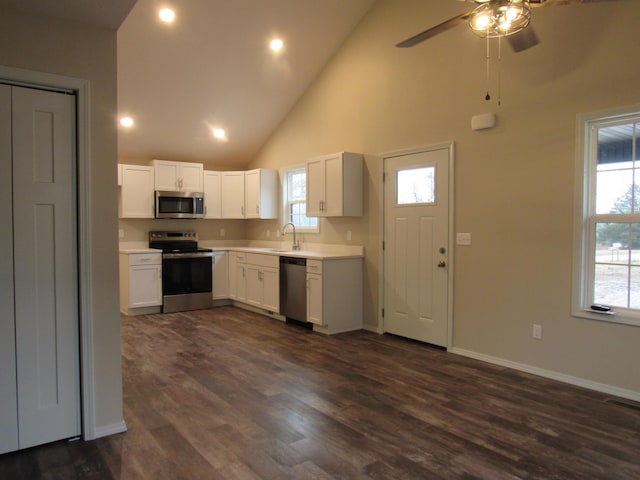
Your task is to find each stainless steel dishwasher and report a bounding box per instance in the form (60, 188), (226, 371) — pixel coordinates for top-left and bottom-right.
(279, 256), (307, 323)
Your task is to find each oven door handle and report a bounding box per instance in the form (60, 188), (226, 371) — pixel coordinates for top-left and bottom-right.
(163, 252), (214, 259)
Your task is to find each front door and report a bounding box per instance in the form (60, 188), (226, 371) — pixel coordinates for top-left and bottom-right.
(383, 145), (452, 346)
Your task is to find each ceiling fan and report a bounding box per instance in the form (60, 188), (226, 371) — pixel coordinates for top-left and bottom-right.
(397, 0), (625, 53)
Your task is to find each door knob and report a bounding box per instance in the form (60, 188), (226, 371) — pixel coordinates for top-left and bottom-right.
(437, 261), (446, 268)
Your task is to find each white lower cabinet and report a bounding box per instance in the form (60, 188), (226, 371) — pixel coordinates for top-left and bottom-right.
(119, 251), (162, 315)
(212, 251), (229, 300)
(306, 258), (362, 334)
(227, 251), (279, 313)
(245, 253), (279, 312)
(229, 252), (247, 302)
(306, 271), (323, 325)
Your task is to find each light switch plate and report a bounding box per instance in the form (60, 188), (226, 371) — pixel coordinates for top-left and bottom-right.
(456, 233), (471, 245)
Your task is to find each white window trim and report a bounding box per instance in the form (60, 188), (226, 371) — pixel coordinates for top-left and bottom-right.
(572, 104), (640, 327)
(281, 165), (319, 234)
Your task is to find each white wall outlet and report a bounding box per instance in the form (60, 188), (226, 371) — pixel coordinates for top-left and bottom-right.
(532, 324), (543, 340)
(220, 228), (225, 237)
(456, 233), (472, 245)
(266, 230), (271, 238)
(347, 230), (352, 241)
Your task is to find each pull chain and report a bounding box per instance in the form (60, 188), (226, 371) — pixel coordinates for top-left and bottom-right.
(485, 32), (491, 101)
(497, 35), (502, 106)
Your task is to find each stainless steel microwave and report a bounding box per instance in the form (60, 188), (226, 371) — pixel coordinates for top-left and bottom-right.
(155, 191), (205, 219)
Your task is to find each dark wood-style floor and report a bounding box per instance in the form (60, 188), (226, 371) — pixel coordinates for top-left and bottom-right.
(1, 306), (639, 479)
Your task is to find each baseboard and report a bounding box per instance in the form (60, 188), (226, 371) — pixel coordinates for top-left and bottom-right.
(451, 347), (640, 403)
(92, 420), (128, 440)
(231, 302), (286, 322)
(362, 323), (383, 334)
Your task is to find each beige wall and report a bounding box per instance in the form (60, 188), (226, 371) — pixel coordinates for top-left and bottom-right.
(0, 9), (124, 430)
(119, 218), (246, 243)
(247, 0), (640, 395)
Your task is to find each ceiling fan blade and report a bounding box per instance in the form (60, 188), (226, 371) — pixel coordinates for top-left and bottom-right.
(530, 0), (630, 6)
(396, 11), (472, 48)
(507, 27), (540, 52)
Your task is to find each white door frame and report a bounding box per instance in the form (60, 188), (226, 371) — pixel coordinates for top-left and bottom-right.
(0, 66), (97, 440)
(378, 143), (456, 349)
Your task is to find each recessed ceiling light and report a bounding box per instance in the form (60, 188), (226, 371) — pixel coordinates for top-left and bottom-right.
(159, 8), (175, 23)
(213, 128), (226, 140)
(120, 117), (134, 128)
(270, 38), (284, 53)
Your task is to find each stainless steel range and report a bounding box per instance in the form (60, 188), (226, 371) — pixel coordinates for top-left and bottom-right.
(149, 231), (213, 313)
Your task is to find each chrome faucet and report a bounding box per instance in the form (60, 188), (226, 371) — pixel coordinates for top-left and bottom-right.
(282, 222), (299, 250)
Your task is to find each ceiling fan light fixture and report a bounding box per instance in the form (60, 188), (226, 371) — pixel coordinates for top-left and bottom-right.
(470, 0), (531, 38)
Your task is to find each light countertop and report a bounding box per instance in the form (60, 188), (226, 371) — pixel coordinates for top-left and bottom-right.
(119, 242), (363, 260)
(119, 248), (162, 254)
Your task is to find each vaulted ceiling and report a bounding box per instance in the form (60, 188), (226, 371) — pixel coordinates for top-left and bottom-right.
(0, 0), (136, 29)
(0, 0), (375, 169)
(116, 0), (376, 168)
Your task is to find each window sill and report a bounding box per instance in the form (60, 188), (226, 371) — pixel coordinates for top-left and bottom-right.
(573, 308), (640, 327)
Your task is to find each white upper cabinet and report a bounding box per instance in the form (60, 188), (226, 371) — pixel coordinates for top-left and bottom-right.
(306, 152), (363, 217)
(119, 164), (155, 218)
(203, 170), (222, 219)
(151, 159), (203, 192)
(221, 171), (246, 218)
(245, 168), (278, 219)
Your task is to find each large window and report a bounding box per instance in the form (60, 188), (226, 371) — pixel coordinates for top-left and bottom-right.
(575, 108), (640, 326)
(283, 167), (318, 232)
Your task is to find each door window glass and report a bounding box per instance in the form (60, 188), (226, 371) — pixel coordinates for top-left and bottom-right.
(396, 166), (435, 205)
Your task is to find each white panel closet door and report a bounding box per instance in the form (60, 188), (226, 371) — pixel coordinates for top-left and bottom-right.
(0, 85), (19, 454)
(11, 86), (81, 449)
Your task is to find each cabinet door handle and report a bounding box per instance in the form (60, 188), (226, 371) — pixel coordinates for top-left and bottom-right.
(241, 206), (245, 216)
(242, 267), (245, 278)
(256, 205), (259, 214)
